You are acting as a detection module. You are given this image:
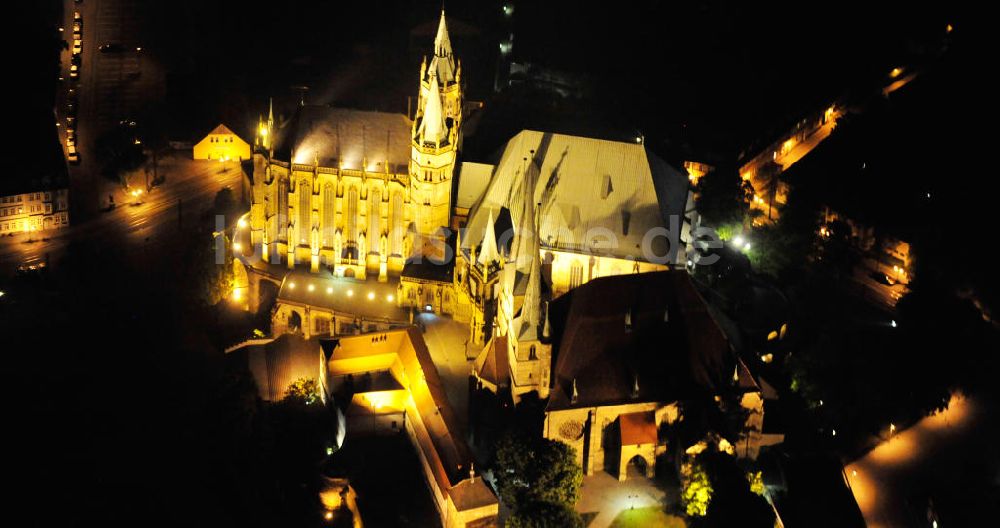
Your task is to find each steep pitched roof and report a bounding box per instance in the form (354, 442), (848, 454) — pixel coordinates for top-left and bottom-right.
(546, 271), (735, 412)
(463, 130), (689, 264)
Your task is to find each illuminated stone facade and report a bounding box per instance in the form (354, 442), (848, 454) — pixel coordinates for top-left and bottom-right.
(246, 10), (462, 280)
(0, 188), (70, 234)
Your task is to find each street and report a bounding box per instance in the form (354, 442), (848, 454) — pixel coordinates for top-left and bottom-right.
(845, 393), (998, 527)
(56, 0), (166, 219)
(0, 155), (244, 277)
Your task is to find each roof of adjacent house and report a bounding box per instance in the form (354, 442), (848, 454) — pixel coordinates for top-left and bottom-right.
(272, 106), (412, 174)
(462, 130), (690, 264)
(620, 410), (658, 446)
(546, 271), (739, 412)
(225, 333), (322, 401)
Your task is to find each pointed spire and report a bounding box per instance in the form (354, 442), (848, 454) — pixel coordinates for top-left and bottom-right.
(571, 378), (579, 404)
(417, 70), (447, 145)
(477, 209), (500, 267)
(427, 10), (456, 84)
(434, 9), (452, 58)
(631, 374), (640, 399)
(514, 153), (538, 269)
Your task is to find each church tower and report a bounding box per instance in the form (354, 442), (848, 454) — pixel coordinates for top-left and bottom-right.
(411, 10), (463, 244)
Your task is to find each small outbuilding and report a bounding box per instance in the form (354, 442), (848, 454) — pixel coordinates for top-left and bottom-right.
(193, 124), (251, 161)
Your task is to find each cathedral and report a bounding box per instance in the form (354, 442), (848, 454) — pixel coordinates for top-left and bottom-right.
(238, 9), (699, 403)
(247, 11), (462, 281)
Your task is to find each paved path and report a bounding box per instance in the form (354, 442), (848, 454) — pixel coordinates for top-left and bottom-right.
(577, 472), (673, 528)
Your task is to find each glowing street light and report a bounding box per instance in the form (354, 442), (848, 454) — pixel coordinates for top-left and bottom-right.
(237, 218), (248, 229)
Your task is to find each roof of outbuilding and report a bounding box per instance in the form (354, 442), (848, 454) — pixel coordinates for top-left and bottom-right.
(620, 411), (658, 446)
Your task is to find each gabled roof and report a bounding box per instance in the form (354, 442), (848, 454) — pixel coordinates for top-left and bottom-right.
(462, 130), (689, 264)
(206, 123), (238, 137)
(546, 271), (736, 412)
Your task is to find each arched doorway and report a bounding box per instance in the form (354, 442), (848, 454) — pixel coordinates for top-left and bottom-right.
(626, 454), (648, 479)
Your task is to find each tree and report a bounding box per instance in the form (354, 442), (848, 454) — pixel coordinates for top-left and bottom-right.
(696, 164), (754, 229)
(493, 432), (582, 512)
(284, 378), (320, 406)
(680, 460), (713, 517)
(94, 123), (147, 185)
(506, 500), (584, 528)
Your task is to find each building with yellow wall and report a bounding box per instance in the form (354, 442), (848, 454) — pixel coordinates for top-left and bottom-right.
(0, 187), (70, 235)
(323, 328), (498, 527)
(193, 124), (251, 162)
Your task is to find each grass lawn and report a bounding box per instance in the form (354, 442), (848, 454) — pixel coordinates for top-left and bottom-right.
(609, 506), (687, 528)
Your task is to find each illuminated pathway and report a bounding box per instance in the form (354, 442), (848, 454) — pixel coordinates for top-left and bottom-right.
(844, 394), (985, 527)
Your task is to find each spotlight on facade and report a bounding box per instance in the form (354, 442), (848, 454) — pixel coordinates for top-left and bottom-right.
(308, 284), (315, 292)
(346, 290), (353, 297)
(289, 282), (296, 289)
(367, 292), (375, 300)
(237, 218), (248, 229)
(425, 304), (433, 312)
(327, 287), (333, 294)
(387, 294), (395, 302)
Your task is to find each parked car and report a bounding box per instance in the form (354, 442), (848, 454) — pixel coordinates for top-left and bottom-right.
(70, 64), (79, 78)
(74, 11), (81, 22)
(68, 145), (80, 164)
(73, 39), (82, 54)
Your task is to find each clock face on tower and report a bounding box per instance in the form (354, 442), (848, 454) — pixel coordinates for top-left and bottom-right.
(559, 420), (585, 441)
